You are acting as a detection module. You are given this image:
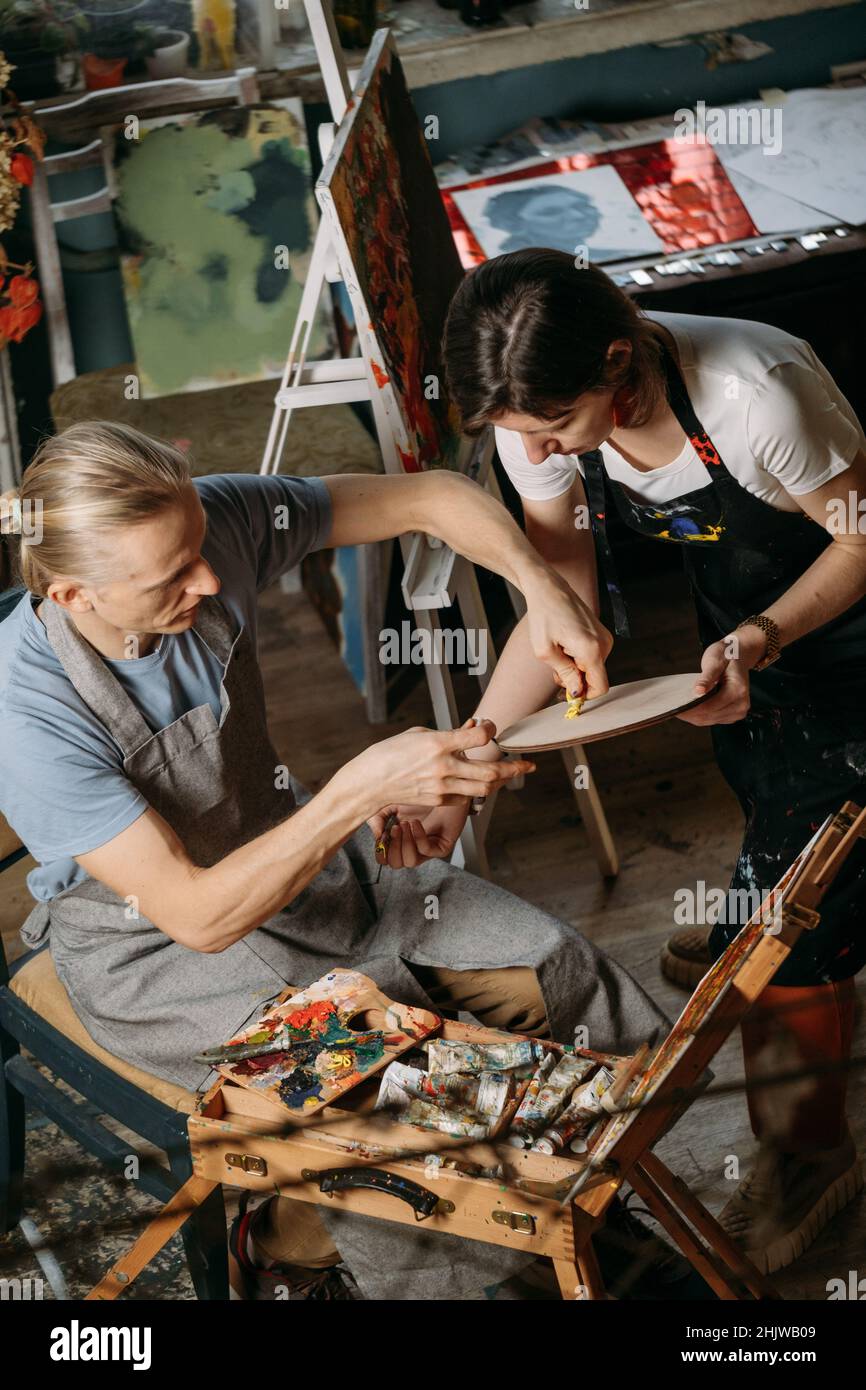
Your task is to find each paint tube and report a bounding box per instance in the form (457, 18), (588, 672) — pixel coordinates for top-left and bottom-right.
(398, 1097), (490, 1140)
(375, 1061), (428, 1115)
(378, 1061), (512, 1119)
(505, 1052), (557, 1147)
(374, 1061), (498, 1138)
(424, 1038), (545, 1075)
(533, 1066), (616, 1155)
(507, 1054), (597, 1145)
(421, 1070), (513, 1119)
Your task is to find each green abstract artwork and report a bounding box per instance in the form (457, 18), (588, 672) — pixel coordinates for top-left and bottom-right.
(112, 100), (331, 398)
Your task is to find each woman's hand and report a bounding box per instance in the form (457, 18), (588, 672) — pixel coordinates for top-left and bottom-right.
(522, 570), (613, 701)
(368, 801), (471, 868)
(677, 637), (753, 726)
(338, 719), (534, 820)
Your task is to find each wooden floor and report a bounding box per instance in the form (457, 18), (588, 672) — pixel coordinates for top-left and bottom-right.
(1, 566), (863, 1299)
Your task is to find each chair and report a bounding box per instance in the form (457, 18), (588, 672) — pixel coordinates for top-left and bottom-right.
(0, 584), (229, 1298)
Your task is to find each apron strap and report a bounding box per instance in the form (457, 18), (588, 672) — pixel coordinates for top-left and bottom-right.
(660, 344), (725, 472)
(41, 599), (155, 757)
(582, 451), (631, 639)
(190, 594), (237, 667)
(40, 595), (237, 760)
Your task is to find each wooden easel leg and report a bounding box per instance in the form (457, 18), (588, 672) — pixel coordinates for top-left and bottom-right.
(628, 1160), (746, 1300)
(638, 1152), (781, 1300)
(559, 1240), (605, 1300)
(85, 1176), (219, 1301)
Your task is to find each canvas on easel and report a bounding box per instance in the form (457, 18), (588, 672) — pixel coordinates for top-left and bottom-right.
(316, 31), (466, 475)
(256, 7), (616, 876)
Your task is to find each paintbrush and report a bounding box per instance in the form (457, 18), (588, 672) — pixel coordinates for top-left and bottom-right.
(194, 1027), (393, 1067)
(374, 811), (398, 884)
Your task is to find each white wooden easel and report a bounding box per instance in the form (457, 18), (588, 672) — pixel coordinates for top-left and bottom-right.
(260, 1), (616, 879)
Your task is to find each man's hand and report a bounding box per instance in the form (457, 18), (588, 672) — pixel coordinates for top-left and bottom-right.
(523, 570), (613, 701)
(368, 801), (470, 868)
(337, 719), (535, 819)
(677, 638), (751, 726)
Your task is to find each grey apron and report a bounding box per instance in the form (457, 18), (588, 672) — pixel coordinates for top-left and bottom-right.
(22, 593), (669, 1299)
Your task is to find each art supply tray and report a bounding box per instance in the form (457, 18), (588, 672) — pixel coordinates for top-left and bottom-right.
(190, 1018), (636, 1263)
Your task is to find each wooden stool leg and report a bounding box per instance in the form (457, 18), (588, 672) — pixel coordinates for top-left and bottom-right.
(560, 745), (619, 878)
(639, 1152), (780, 1300)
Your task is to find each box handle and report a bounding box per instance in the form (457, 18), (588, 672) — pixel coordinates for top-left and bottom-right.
(302, 1166), (455, 1221)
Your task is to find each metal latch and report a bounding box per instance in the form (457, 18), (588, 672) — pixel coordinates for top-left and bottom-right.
(492, 1209), (536, 1235)
(225, 1152), (268, 1176)
(780, 903), (821, 933)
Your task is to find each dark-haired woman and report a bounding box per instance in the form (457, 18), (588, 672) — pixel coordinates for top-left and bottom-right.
(433, 248), (866, 1275)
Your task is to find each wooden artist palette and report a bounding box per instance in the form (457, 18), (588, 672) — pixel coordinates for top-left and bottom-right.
(496, 673), (712, 753)
(214, 970), (440, 1116)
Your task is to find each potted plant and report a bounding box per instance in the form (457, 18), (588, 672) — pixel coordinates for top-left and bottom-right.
(141, 24), (190, 79)
(77, 0), (150, 88)
(0, 0), (86, 98)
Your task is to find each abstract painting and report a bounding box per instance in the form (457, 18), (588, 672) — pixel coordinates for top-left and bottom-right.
(111, 100), (331, 398)
(450, 164), (664, 264)
(317, 32), (466, 472)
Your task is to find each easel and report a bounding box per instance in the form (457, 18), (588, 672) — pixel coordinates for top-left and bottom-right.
(83, 803), (865, 1301)
(258, 3), (617, 879)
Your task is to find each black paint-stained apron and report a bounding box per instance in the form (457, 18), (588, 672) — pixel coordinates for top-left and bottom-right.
(583, 346), (866, 987)
(21, 592), (670, 1300)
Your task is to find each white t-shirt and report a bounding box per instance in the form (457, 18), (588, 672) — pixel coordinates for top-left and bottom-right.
(494, 312), (864, 513)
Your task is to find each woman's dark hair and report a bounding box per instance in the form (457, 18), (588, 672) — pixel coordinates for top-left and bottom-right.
(442, 248), (667, 435)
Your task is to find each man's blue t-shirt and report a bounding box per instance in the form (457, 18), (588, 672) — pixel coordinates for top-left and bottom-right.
(0, 472), (331, 904)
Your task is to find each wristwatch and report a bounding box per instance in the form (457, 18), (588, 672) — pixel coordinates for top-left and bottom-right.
(735, 614), (781, 671)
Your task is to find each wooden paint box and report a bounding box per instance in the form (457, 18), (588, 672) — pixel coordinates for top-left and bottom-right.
(189, 1018), (634, 1274)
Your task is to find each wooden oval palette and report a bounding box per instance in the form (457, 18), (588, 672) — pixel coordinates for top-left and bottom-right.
(496, 673), (713, 753)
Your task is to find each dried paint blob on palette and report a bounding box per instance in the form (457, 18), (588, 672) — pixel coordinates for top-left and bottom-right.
(496, 673), (712, 753)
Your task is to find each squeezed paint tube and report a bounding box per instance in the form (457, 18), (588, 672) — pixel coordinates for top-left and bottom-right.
(375, 1061), (492, 1138)
(505, 1052), (557, 1147)
(508, 1054), (596, 1145)
(419, 1070), (513, 1119)
(380, 1061), (512, 1121)
(399, 1099), (490, 1140)
(425, 1038), (545, 1075)
(533, 1066), (616, 1155)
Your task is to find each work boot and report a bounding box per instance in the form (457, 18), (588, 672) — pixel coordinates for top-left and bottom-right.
(718, 1134), (863, 1274)
(228, 1194), (359, 1300)
(660, 926), (713, 990)
(721, 978), (862, 1274)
